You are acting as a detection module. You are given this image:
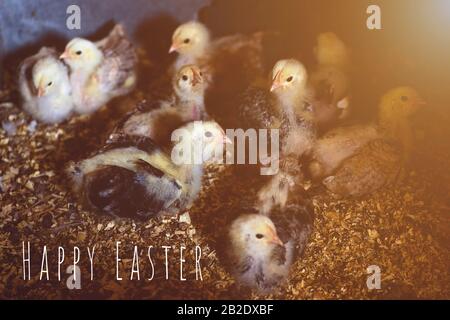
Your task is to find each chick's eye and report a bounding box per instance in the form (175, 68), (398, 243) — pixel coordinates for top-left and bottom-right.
(286, 76), (293, 82)
(255, 234), (264, 239)
(184, 38), (190, 44)
(204, 131), (213, 138)
(75, 50), (82, 56)
(182, 75), (189, 81)
(401, 96), (409, 102)
(47, 81), (53, 87)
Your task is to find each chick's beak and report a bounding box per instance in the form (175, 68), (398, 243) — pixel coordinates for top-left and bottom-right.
(37, 87), (45, 98)
(169, 43), (178, 54)
(267, 228), (283, 246)
(270, 72), (283, 92)
(59, 51), (70, 60)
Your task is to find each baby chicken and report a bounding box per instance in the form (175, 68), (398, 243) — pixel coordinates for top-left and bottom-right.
(169, 21), (211, 72)
(60, 24), (137, 115)
(67, 121), (227, 219)
(227, 195), (314, 292)
(309, 32), (351, 131)
(116, 64), (208, 150)
(322, 139), (402, 197)
(311, 87), (425, 197)
(252, 59), (316, 214)
(18, 47), (74, 124)
(238, 59), (310, 132)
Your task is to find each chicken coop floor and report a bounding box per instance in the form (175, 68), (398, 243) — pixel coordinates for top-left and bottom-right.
(0, 73), (449, 300)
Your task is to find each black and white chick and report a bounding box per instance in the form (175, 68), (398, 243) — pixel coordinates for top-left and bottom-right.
(227, 193), (314, 293)
(247, 59), (316, 214)
(60, 24), (137, 115)
(18, 47), (74, 124)
(66, 121), (228, 219)
(115, 64), (208, 149)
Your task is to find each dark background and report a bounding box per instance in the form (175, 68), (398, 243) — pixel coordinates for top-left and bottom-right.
(1, 0), (449, 116)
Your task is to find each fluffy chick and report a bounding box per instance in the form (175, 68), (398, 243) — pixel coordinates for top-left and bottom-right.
(67, 121), (227, 219)
(60, 24), (137, 115)
(311, 87), (425, 196)
(238, 59), (310, 132)
(227, 195), (314, 292)
(255, 59), (316, 214)
(115, 65), (207, 150)
(18, 47), (74, 124)
(309, 32), (351, 131)
(322, 139), (402, 197)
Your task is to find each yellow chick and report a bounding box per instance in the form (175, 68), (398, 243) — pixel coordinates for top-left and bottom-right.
(311, 86), (425, 197)
(60, 24), (137, 115)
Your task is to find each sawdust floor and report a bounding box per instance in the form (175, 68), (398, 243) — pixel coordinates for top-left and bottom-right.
(0, 82), (449, 300)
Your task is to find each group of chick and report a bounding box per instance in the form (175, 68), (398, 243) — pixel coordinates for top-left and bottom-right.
(18, 20), (425, 293)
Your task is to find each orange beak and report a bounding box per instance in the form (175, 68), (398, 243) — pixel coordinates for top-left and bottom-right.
(169, 43), (178, 54)
(59, 51), (70, 60)
(270, 71), (283, 92)
(37, 87), (45, 98)
(267, 228), (283, 246)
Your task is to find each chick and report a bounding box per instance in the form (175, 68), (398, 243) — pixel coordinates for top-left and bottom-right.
(253, 59), (316, 214)
(238, 59), (310, 132)
(18, 47), (74, 124)
(309, 32), (351, 131)
(67, 121), (227, 219)
(227, 195), (314, 292)
(308, 124), (380, 179)
(270, 59), (309, 126)
(169, 21), (267, 123)
(60, 24), (137, 115)
(322, 139), (402, 197)
(169, 21), (211, 73)
(119, 65), (208, 149)
(311, 87), (425, 197)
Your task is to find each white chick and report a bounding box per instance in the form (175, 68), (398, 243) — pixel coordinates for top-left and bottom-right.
(116, 64), (208, 150)
(227, 196), (314, 292)
(60, 24), (137, 115)
(309, 87), (425, 184)
(18, 47), (74, 124)
(270, 59), (309, 126)
(169, 21), (211, 72)
(66, 121), (228, 219)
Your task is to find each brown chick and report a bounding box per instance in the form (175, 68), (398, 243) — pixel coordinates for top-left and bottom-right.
(312, 87), (425, 197)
